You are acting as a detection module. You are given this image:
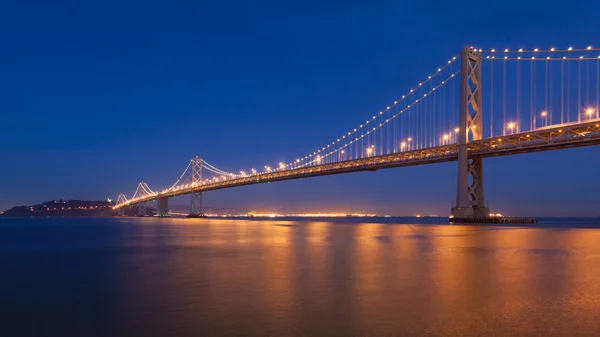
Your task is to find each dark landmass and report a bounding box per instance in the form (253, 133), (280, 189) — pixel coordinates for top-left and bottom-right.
(1, 200), (154, 217)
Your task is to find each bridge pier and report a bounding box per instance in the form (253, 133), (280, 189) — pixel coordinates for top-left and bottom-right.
(187, 157), (206, 218)
(138, 201), (148, 217)
(157, 197), (170, 217)
(187, 191), (206, 218)
(117, 207), (125, 217)
(451, 46), (489, 219)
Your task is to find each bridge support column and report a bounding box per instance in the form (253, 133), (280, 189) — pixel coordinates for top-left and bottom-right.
(118, 208), (125, 217)
(451, 46), (489, 219)
(138, 201), (148, 217)
(187, 192), (206, 217)
(157, 197), (170, 217)
(187, 157), (206, 218)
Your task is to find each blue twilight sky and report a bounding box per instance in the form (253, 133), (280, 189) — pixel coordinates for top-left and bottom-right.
(1, 0), (599, 216)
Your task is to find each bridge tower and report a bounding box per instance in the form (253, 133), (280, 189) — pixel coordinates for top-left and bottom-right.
(451, 46), (490, 219)
(138, 201), (148, 216)
(188, 156), (206, 217)
(116, 193), (127, 216)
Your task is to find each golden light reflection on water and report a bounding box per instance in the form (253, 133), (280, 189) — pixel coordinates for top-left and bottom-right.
(116, 218), (600, 336)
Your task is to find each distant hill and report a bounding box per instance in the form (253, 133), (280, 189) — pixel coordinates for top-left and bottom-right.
(0, 199), (151, 217)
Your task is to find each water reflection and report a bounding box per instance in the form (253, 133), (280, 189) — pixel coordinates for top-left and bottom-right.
(109, 219), (600, 336)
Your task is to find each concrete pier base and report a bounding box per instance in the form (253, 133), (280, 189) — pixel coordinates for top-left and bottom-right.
(157, 197), (169, 217)
(185, 213), (207, 218)
(450, 217), (538, 224)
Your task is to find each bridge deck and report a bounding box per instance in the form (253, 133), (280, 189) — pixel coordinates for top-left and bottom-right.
(115, 120), (600, 209)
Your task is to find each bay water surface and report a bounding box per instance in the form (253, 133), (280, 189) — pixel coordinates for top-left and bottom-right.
(1, 217), (600, 336)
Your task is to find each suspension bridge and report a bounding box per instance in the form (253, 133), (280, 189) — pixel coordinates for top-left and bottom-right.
(113, 46), (600, 220)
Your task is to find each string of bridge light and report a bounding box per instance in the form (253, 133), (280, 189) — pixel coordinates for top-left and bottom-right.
(206, 61), (461, 178)
(479, 46), (600, 61)
(476, 46), (599, 53)
(140, 182), (156, 196)
(202, 165), (232, 177)
(195, 55), (460, 180)
(296, 69), (460, 167)
(486, 56), (600, 60)
(131, 182), (152, 201)
(117, 193), (129, 203)
(130, 183), (144, 200)
(119, 184), (150, 206)
(163, 159), (238, 192)
(156, 159), (234, 194)
(202, 160), (233, 176)
(280, 54), (459, 170)
(163, 160), (193, 192)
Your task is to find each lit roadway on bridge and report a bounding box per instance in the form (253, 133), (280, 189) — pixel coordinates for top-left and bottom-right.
(114, 119), (600, 209)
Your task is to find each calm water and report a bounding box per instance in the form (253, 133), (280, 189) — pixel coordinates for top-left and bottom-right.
(1, 217), (600, 336)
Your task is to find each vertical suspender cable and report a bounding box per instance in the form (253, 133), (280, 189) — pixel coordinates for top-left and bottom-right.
(393, 105), (397, 153)
(578, 59), (581, 123)
(561, 60), (564, 123)
(379, 111), (383, 156)
(567, 59), (570, 122)
(528, 60), (532, 130)
(517, 61), (520, 132)
(597, 59), (599, 119)
(549, 59), (552, 125)
(532, 60), (536, 130)
(422, 93), (426, 149)
(503, 59), (506, 135)
(439, 79), (442, 145)
(490, 59), (494, 137)
(386, 108), (390, 154)
(417, 97), (421, 150)
(586, 60), (589, 108)
(452, 64), (456, 136)
(361, 124), (364, 158)
(535, 60), (538, 128)
(432, 81), (435, 147)
(542, 60), (550, 126)
(408, 100), (411, 151)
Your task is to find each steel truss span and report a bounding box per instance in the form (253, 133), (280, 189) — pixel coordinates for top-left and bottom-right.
(114, 120), (600, 210)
